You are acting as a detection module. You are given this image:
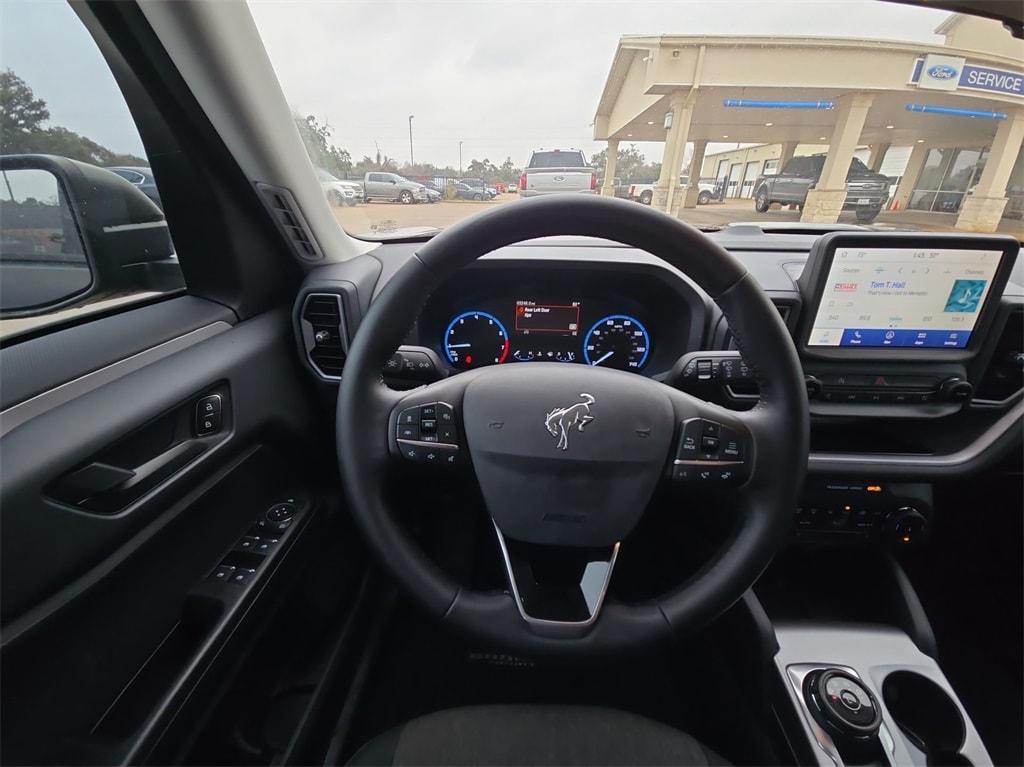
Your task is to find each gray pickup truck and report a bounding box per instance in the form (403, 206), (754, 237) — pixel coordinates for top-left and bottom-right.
(362, 172), (429, 204)
(518, 149), (596, 197)
(752, 154), (889, 222)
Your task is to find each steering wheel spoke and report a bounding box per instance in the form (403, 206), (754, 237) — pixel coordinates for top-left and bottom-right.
(493, 522), (620, 636)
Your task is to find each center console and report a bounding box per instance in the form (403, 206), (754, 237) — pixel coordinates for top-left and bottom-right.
(775, 624), (989, 766)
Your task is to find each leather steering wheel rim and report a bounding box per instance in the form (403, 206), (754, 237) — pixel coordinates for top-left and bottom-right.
(337, 195), (808, 656)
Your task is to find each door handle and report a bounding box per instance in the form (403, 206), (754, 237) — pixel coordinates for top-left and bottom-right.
(50, 441), (204, 512)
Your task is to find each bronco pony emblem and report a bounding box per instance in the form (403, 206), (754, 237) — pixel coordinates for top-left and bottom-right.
(544, 393), (595, 450)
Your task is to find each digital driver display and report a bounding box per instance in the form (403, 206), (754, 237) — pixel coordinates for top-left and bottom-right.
(514, 300), (581, 334)
(443, 299), (652, 371)
(808, 247), (1002, 349)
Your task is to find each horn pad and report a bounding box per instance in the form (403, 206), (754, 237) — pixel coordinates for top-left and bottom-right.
(462, 364), (675, 546)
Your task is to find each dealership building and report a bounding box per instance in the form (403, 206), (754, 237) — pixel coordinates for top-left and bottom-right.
(593, 13), (1024, 231)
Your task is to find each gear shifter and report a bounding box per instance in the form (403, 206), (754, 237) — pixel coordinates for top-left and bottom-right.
(804, 669), (882, 742)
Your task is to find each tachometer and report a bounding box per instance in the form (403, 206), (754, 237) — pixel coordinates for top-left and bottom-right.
(583, 314), (650, 371)
(444, 311), (510, 369)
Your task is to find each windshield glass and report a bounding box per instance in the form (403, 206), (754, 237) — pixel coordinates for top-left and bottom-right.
(250, 1), (1024, 240)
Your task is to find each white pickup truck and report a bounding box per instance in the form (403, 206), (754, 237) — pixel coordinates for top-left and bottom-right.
(629, 176), (718, 205)
(518, 149), (596, 197)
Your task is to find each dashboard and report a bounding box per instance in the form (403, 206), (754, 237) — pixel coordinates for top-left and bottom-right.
(293, 229), (1023, 481)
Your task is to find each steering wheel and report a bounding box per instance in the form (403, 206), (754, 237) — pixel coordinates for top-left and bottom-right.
(337, 195), (808, 656)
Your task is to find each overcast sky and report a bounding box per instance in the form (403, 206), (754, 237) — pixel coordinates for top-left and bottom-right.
(1, 0), (950, 169)
(249, 0), (949, 168)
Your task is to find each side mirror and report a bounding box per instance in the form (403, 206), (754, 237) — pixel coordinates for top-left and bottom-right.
(0, 154), (178, 315)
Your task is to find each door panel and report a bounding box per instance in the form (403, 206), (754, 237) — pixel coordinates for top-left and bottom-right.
(0, 305), (334, 765)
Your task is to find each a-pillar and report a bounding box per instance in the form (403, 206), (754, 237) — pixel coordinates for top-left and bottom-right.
(867, 142), (890, 172)
(679, 139), (708, 210)
(600, 138), (620, 197)
(801, 93), (874, 224)
(652, 92), (693, 212)
(956, 108), (1024, 232)
(891, 142), (930, 211)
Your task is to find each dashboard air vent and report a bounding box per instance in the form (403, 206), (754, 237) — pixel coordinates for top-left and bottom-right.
(257, 182), (323, 261)
(301, 293), (347, 379)
(975, 310), (1023, 404)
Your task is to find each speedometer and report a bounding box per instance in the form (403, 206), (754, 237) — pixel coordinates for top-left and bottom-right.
(444, 311), (510, 370)
(583, 314), (651, 371)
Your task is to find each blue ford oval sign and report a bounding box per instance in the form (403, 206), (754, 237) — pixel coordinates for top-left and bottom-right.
(927, 64), (959, 81)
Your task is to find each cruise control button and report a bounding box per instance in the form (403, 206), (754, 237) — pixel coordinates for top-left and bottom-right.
(397, 424), (420, 440)
(398, 407), (420, 426)
(420, 418), (437, 433)
(438, 423), (458, 444)
(420, 404), (437, 419)
(436, 403), (455, 424)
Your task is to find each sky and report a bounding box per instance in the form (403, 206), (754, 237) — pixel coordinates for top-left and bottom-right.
(1, 0), (147, 157)
(248, 0), (950, 169)
(0, 0), (950, 170)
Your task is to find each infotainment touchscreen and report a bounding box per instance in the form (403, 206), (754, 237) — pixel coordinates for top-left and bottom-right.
(807, 247), (1003, 349)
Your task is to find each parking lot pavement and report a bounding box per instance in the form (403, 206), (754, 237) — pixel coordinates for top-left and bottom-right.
(331, 194), (1023, 238)
(332, 195), (518, 235)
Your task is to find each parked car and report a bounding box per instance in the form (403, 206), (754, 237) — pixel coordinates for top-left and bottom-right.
(362, 172), (429, 204)
(460, 178), (498, 199)
(597, 177), (630, 199)
(519, 149), (596, 197)
(314, 168), (359, 206)
(628, 176), (716, 205)
(336, 179), (363, 203)
(452, 182), (487, 201)
(418, 181), (443, 203)
(752, 154), (889, 222)
(106, 166), (162, 209)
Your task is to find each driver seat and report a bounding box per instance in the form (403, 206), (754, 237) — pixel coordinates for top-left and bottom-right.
(347, 704), (729, 766)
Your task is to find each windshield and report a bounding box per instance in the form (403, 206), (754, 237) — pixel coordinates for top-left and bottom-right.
(250, 1), (1024, 240)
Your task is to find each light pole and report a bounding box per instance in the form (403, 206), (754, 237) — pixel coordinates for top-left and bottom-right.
(408, 115), (415, 167)
(459, 140), (463, 174)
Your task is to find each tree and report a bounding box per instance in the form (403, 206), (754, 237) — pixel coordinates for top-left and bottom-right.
(294, 114), (353, 177)
(497, 156), (522, 184)
(0, 69), (146, 164)
(0, 69), (49, 149)
(466, 158), (499, 180)
(591, 143), (658, 183)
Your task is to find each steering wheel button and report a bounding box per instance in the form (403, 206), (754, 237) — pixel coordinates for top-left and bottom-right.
(700, 436), (720, 453)
(720, 427), (744, 459)
(439, 424), (458, 444)
(420, 418), (437, 432)
(420, 404), (437, 419)
(677, 419), (703, 457)
(399, 408), (420, 426)
(398, 424), (419, 440)
(700, 420), (720, 437)
(420, 432), (439, 443)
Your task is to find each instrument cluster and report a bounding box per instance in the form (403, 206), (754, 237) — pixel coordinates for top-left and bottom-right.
(415, 263), (703, 377)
